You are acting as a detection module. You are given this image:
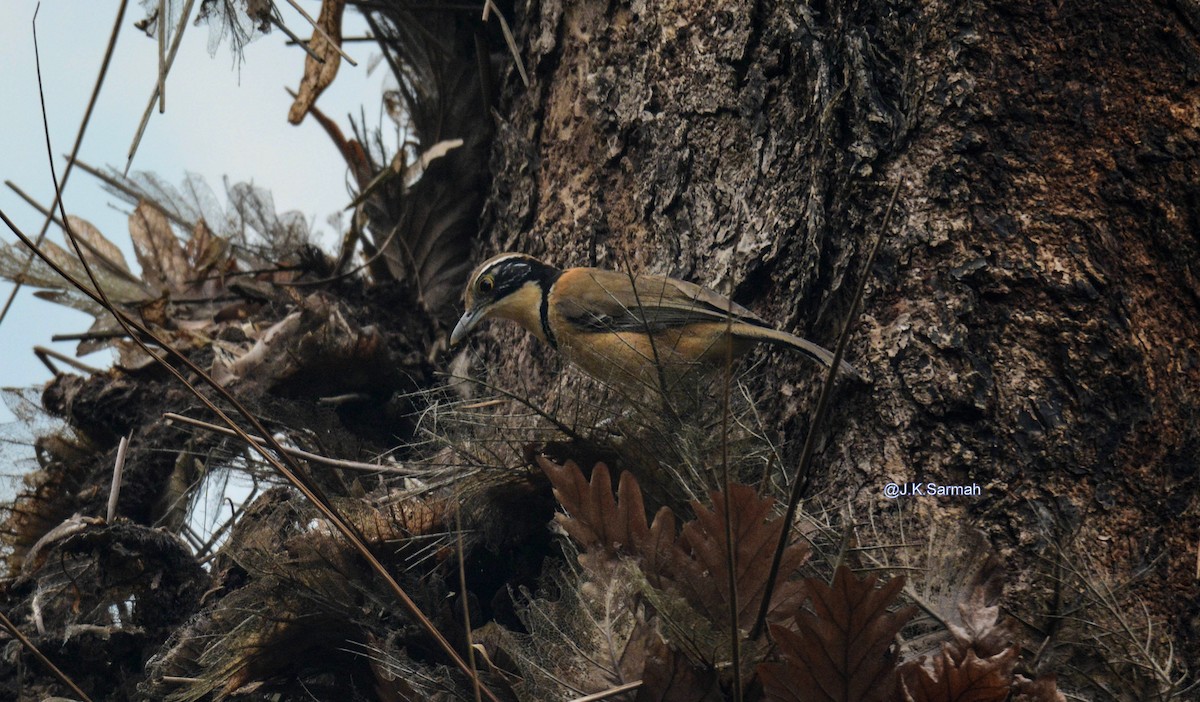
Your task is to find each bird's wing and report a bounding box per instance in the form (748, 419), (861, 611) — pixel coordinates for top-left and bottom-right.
(557, 267), (765, 332)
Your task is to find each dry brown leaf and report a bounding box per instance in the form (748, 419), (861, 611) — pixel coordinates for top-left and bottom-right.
(540, 458), (648, 559)
(137, 294), (171, 328)
(674, 484), (811, 630)
(65, 215), (140, 285)
(758, 565), (916, 702)
(641, 505), (678, 587)
(115, 340), (169, 371)
(129, 201), (190, 292)
(539, 459), (810, 620)
(946, 583), (1014, 663)
(635, 629), (722, 702)
(186, 219), (230, 275)
(470, 622), (525, 693)
(35, 239), (151, 306)
(900, 647), (1018, 702)
(904, 528), (1009, 663)
(38, 239), (92, 286)
(539, 457), (682, 586)
(288, 0), (348, 124)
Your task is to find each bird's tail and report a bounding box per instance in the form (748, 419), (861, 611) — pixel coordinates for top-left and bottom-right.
(738, 324), (864, 381)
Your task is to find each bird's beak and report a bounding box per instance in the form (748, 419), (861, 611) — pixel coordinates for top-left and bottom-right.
(450, 306), (485, 347)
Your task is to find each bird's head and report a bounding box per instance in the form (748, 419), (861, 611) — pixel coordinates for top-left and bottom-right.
(451, 253), (562, 346)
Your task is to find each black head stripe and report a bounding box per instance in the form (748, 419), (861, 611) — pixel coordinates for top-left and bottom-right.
(484, 256), (561, 300)
(490, 260), (533, 299)
(540, 282), (558, 349)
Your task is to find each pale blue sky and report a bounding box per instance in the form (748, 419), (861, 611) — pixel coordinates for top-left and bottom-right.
(0, 2), (384, 423)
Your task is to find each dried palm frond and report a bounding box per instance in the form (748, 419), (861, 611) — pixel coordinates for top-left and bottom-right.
(313, 0), (499, 323)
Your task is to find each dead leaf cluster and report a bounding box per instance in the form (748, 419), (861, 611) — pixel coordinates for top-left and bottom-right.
(529, 457), (1067, 702)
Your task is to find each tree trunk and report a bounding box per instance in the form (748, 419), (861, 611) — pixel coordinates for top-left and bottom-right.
(480, 0), (1200, 687)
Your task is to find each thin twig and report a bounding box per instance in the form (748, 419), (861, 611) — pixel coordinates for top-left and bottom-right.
(4, 180), (66, 230)
(195, 492), (252, 562)
(0, 609), (94, 702)
(157, 0), (166, 112)
(440, 372), (586, 442)
(567, 681), (644, 702)
(455, 495), (483, 702)
(163, 412), (423, 475)
(721, 298), (742, 701)
(281, 0), (358, 65)
(0, 0), (129, 331)
(269, 12), (324, 63)
(125, 0), (197, 174)
(33, 345), (102, 375)
(107, 434), (129, 522)
(52, 330), (131, 343)
(751, 177), (903, 639)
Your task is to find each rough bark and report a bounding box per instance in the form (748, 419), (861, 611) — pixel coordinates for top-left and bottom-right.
(478, 0), (1200, 683)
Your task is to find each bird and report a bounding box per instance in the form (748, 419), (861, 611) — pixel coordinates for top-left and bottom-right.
(450, 252), (860, 393)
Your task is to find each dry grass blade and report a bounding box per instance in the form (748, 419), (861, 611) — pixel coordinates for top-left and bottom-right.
(482, 0), (528, 87)
(447, 373), (585, 441)
(157, 0), (166, 111)
(107, 434), (129, 522)
(5, 179), (66, 230)
(454, 494), (483, 702)
(758, 565), (916, 702)
(720, 301), (742, 702)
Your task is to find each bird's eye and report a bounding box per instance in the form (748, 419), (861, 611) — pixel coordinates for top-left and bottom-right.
(478, 275), (495, 295)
